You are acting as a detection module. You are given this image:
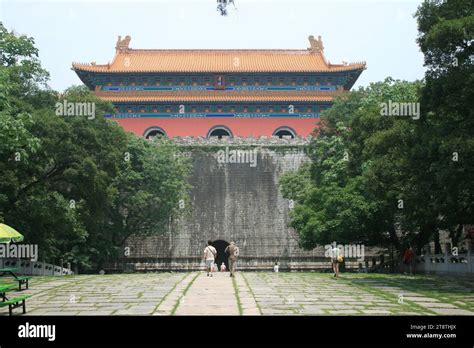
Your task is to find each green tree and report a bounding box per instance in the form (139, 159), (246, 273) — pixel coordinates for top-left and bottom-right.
(415, 0), (474, 249)
(0, 23), (192, 271)
(280, 78), (425, 253)
(97, 135), (191, 267)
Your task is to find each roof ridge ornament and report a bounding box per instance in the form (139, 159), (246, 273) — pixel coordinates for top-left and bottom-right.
(116, 35), (131, 53)
(217, 0), (236, 16)
(308, 35), (324, 54)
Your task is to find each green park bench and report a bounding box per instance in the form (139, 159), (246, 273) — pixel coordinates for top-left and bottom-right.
(0, 284), (15, 302)
(0, 276), (32, 291)
(0, 268), (32, 291)
(0, 295), (31, 316)
(14, 276), (31, 291)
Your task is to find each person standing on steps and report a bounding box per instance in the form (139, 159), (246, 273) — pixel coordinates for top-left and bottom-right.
(203, 240), (217, 277)
(225, 241), (239, 277)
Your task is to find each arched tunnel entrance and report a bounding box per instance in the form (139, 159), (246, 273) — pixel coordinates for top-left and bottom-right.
(212, 240), (229, 271)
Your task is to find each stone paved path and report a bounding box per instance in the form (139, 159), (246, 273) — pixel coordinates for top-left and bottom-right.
(20, 273), (189, 315)
(241, 273), (474, 315)
(174, 272), (239, 315)
(0, 272), (472, 316)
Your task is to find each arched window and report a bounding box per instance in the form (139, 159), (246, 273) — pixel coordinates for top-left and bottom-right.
(273, 126), (296, 139)
(207, 125), (233, 139)
(143, 126), (167, 139)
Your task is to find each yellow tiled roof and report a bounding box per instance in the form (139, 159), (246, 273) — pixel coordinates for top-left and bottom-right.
(94, 90), (342, 103)
(73, 36), (365, 74)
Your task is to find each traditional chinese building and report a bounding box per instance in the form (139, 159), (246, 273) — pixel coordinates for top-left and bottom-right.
(72, 35), (365, 139)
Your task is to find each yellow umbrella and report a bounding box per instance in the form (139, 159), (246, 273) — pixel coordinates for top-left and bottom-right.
(0, 223), (24, 243)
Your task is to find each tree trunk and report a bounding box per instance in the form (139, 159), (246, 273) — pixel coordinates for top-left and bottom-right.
(416, 221), (437, 255)
(450, 224), (463, 248)
(388, 225), (401, 253)
(434, 230), (442, 254)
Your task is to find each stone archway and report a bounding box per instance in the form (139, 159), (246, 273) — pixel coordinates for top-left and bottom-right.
(212, 240), (230, 271)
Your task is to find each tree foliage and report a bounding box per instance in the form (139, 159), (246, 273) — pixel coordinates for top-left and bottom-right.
(0, 23), (191, 271)
(281, 79), (422, 251)
(280, 0), (473, 255)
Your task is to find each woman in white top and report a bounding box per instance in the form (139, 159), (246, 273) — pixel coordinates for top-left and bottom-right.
(273, 262), (279, 273)
(332, 246), (341, 277)
(203, 240), (217, 277)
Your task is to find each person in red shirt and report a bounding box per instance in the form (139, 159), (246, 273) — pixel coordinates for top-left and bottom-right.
(403, 246), (415, 275)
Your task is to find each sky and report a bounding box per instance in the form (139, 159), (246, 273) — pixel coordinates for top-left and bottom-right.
(0, 0), (426, 91)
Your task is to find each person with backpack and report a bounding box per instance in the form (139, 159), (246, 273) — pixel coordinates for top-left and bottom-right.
(331, 245), (343, 277)
(203, 240), (217, 277)
(225, 241), (239, 277)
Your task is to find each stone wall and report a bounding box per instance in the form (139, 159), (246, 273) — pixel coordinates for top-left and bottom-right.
(120, 137), (378, 271)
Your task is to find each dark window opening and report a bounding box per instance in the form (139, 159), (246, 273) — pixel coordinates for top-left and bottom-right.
(274, 128), (296, 139)
(209, 128), (231, 139)
(145, 129), (166, 139)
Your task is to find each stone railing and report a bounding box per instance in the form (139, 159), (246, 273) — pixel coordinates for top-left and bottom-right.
(106, 255), (385, 273)
(0, 258), (74, 276)
(414, 252), (473, 274)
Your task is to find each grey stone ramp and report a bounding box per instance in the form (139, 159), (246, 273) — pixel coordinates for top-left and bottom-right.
(174, 272), (239, 315)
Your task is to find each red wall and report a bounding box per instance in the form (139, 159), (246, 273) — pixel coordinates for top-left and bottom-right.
(113, 118), (320, 138)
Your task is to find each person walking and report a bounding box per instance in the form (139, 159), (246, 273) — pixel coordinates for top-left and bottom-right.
(403, 245), (415, 275)
(224, 241), (239, 277)
(331, 245), (342, 277)
(203, 240), (217, 277)
(220, 262), (226, 272)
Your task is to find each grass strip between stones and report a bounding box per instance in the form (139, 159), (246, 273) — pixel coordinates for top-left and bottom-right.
(343, 277), (437, 315)
(16, 275), (99, 315)
(27, 275), (97, 301)
(171, 272), (200, 315)
(377, 276), (474, 312)
(149, 272), (190, 315)
(241, 273), (262, 315)
(232, 276), (243, 315)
